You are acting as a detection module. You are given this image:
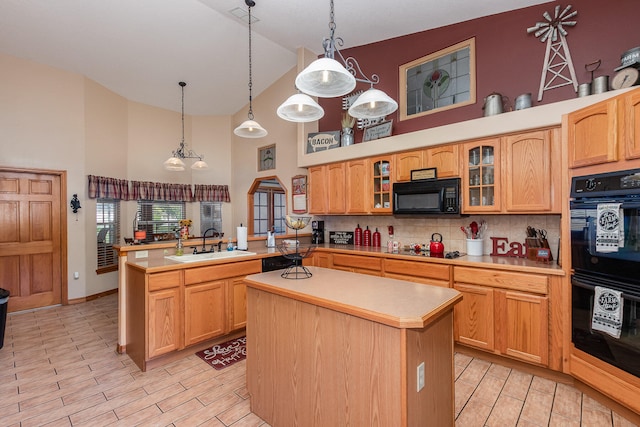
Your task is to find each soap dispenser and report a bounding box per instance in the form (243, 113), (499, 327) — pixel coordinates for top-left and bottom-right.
(267, 227), (276, 247)
(175, 238), (184, 256)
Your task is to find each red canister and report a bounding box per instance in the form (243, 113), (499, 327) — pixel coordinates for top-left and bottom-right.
(372, 228), (381, 247)
(363, 226), (371, 246)
(355, 224), (362, 246)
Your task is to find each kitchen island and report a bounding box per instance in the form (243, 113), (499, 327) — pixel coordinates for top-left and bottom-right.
(244, 266), (462, 426)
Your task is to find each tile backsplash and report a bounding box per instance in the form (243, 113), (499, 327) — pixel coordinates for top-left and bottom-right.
(315, 214), (561, 258)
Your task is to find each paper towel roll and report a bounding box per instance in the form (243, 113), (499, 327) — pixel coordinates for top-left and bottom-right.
(236, 226), (248, 250)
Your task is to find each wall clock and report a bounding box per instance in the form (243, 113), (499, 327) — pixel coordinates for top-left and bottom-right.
(611, 67), (640, 90)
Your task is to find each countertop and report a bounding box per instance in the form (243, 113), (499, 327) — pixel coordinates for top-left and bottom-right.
(124, 242), (566, 276)
(244, 266), (463, 329)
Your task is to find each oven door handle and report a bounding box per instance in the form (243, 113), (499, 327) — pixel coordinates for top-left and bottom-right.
(572, 277), (640, 303)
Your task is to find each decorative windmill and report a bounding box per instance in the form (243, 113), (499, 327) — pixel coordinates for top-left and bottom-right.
(528, 5), (578, 101)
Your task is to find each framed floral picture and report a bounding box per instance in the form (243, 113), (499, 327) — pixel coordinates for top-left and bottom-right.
(399, 38), (476, 121)
(258, 144), (275, 171)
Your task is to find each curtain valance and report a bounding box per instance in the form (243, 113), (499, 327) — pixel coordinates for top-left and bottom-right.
(87, 175), (130, 200)
(194, 184), (231, 202)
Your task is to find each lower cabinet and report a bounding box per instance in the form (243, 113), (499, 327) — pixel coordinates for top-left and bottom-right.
(148, 286), (182, 359)
(127, 259), (261, 371)
(331, 253), (383, 276)
(453, 266), (549, 366)
(383, 259), (451, 287)
(184, 279), (226, 346)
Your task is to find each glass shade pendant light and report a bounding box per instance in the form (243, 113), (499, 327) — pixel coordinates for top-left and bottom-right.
(277, 93), (324, 122)
(164, 82), (208, 171)
(285, 0), (397, 121)
(348, 87), (398, 119)
(234, 0), (268, 138)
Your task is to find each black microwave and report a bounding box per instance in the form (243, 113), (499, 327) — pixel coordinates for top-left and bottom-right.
(392, 178), (462, 215)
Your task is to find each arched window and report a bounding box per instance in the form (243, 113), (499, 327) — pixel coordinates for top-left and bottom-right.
(247, 176), (287, 236)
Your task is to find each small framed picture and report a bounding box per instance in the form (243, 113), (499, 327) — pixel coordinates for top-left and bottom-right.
(258, 144), (275, 171)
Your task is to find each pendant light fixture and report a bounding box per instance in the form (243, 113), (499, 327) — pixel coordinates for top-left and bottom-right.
(276, 93), (324, 122)
(164, 82), (208, 171)
(282, 0), (397, 121)
(234, 0), (268, 138)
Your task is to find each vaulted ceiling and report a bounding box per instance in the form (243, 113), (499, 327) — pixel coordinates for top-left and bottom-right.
(0, 0), (551, 115)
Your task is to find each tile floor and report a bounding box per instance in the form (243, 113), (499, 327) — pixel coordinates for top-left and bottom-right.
(0, 293), (637, 426)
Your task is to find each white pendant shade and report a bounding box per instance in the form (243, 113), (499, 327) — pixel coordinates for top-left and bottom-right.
(295, 57), (356, 98)
(277, 93), (325, 122)
(234, 119), (268, 138)
(191, 160), (209, 170)
(164, 156), (186, 171)
(348, 88), (398, 119)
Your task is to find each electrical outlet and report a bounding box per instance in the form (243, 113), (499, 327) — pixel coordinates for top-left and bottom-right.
(417, 362), (425, 392)
(135, 250), (148, 259)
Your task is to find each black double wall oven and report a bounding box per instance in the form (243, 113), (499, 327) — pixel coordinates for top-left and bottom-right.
(570, 168), (640, 378)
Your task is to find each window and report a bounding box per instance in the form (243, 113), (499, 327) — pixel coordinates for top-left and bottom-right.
(96, 199), (120, 273)
(200, 202), (223, 236)
(249, 177), (286, 236)
(137, 200), (185, 241)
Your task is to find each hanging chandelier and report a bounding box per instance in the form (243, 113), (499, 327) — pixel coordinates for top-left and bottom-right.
(234, 0), (268, 138)
(164, 82), (208, 171)
(279, 0), (397, 122)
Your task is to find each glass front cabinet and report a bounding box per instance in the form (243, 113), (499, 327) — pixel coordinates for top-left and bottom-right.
(462, 139), (501, 212)
(370, 156), (393, 213)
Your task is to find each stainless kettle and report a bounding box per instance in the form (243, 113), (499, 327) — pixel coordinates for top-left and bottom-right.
(483, 93), (508, 116)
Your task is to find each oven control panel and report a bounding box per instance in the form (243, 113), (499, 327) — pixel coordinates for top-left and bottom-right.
(571, 168), (640, 197)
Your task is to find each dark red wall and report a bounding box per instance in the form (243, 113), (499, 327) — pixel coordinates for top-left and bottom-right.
(318, 0), (640, 141)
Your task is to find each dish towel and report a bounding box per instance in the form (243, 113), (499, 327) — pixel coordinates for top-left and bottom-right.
(596, 203), (624, 253)
(592, 286), (624, 338)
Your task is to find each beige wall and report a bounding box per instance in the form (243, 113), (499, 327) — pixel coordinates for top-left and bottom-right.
(0, 51), (304, 300)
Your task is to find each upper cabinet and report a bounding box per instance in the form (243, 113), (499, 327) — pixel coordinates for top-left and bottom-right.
(308, 166), (327, 214)
(503, 129), (560, 213)
(370, 156), (393, 213)
(462, 138), (501, 212)
(394, 145), (459, 182)
(346, 159), (369, 214)
(622, 89), (640, 160)
(462, 129), (560, 214)
(566, 98), (618, 168)
(326, 163), (346, 214)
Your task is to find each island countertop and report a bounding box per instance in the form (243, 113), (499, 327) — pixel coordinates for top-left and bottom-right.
(244, 266), (462, 329)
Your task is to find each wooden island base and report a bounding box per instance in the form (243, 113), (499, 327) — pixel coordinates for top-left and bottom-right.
(244, 267), (462, 426)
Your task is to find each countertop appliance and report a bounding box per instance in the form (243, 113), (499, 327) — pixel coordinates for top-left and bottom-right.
(392, 177), (461, 215)
(312, 220), (325, 244)
(569, 168), (640, 378)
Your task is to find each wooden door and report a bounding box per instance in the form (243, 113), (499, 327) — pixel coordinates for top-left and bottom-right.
(453, 283), (494, 351)
(461, 139), (501, 212)
(623, 90), (640, 160)
(229, 276), (247, 331)
(566, 99), (618, 168)
(425, 144), (459, 178)
(503, 130), (555, 212)
(346, 159), (369, 214)
(148, 287), (182, 358)
(184, 280), (226, 346)
(0, 169), (65, 312)
(327, 162), (346, 214)
(394, 150), (424, 182)
(307, 166), (327, 214)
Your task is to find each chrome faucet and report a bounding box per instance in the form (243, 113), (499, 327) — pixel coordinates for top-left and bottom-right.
(198, 228), (218, 253)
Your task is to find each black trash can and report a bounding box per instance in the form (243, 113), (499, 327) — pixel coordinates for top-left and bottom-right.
(0, 288), (9, 349)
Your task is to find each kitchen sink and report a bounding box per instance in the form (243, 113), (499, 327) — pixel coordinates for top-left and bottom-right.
(165, 250), (257, 263)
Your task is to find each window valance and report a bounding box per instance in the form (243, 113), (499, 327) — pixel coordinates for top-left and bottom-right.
(194, 184), (231, 202)
(88, 175), (230, 203)
(88, 175), (130, 200)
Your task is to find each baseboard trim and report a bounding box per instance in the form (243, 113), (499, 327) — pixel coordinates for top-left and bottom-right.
(67, 288), (118, 305)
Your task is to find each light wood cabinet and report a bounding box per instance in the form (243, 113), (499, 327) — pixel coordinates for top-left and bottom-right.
(453, 266), (550, 366)
(346, 159), (369, 214)
(622, 89), (640, 160)
(148, 286), (182, 359)
(566, 98), (618, 168)
(229, 277), (248, 331)
(184, 280), (226, 346)
(308, 165), (327, 214)
(462, 138), (501, 212)
(503, 129), (560, 213)
(331, 253), (383, 276)
(425, 144), (459, 178)
(394, 145), (459, 182)
(370, 156), (393, 213)
(327, 162), (346, 214)
(384, 259), (451, 287)
(394, 150), (423, 182)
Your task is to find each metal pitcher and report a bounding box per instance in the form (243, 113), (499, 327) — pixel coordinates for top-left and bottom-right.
(515, 93), (532, 110)
(483, 93), (507, 116)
